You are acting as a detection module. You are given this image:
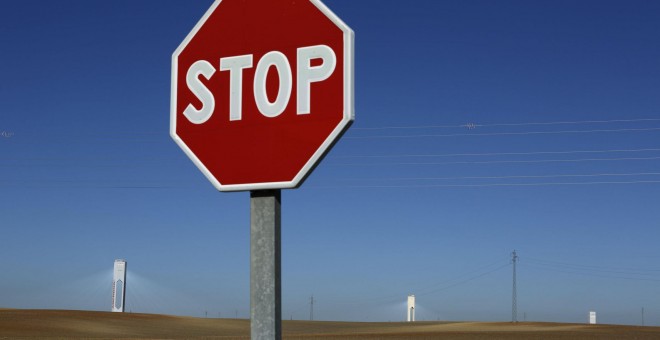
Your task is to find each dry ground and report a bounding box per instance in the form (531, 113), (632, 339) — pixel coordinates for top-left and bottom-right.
(1, 309), (660, 339)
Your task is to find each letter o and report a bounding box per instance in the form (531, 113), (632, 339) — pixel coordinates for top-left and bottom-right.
(253, 51), (292, 118)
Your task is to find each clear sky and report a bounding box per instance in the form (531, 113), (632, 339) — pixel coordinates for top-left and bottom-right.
(1, 0), (660, 326)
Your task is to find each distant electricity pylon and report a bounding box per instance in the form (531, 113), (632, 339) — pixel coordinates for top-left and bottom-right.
(512, 250), (518, 323)
(310, 295), (315, 321)
(642, 307), (645, 326)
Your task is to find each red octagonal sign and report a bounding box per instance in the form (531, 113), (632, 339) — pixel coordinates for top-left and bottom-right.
(171, 0), (354, 191)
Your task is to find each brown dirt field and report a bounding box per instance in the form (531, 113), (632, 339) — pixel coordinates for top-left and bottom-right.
(1, 309), (660, 339)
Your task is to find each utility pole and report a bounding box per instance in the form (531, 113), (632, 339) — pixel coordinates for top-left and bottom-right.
(310, 295), (314, 321)
(512, 250), (518, 323)
(642, 307), (645, 326)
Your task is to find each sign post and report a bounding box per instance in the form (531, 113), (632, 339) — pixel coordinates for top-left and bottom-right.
(171, 1), (353, 339)
(250, 190), (281, 339)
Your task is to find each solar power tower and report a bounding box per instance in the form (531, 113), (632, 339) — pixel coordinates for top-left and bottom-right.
(407, 295), (415, 322)
(112, 259), (127, 312)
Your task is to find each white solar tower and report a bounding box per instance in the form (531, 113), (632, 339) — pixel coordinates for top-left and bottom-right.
(112, 259), (127, 312)
(407, 295), (415, 322)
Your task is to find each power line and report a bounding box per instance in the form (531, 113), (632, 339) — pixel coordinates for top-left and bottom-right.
(345, 127), (660, 139)
(4, 148), (660, 165)
(3, 174), (660, 189)
(525, 264), (660, 282)
(352, 118), (660, 130)
(525, 258), (660, 275)
(10, 118), (660, 135)
(331, 156), (660, 166)
(6, 147), (659, 164)
(321, 259), (510, 306)
(335, 172), (660, 182)
(413, 259), (511, 296)
(335, 147), (660, 159)
(523, 262), (660, 282)
(312, 180), (660, 189)
(416, 263), (510, 297)
(6, 179), (659, 190)
(0, 183), (178, 189)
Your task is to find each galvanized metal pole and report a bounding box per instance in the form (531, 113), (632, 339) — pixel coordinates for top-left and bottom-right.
(250, 190), (281, 340)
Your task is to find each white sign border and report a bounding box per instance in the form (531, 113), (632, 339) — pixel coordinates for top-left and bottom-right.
(171, 0), (354, 192)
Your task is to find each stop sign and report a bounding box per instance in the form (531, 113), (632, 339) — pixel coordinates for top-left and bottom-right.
(171, 0), (354, 192)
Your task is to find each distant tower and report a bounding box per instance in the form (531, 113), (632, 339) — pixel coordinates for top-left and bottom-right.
(589, 311), (597, 324)
(112, 259), (127, 312)
(511, 250), (518, 323)
(407, 295), (415, 322)
(309, 295), (314, 321)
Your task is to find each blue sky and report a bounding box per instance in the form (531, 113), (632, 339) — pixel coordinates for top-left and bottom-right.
(1, 0), (660, 325)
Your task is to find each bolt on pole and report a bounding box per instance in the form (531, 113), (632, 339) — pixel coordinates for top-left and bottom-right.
(250, 190), (282, 340)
